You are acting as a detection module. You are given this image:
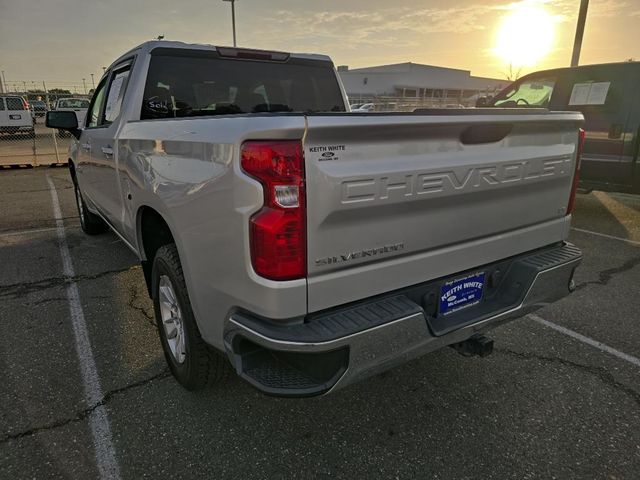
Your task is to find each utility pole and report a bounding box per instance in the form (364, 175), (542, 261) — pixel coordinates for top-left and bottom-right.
(222, 0), (238, 47)
(571, 0), (589, 67)
(0, 70), (5, 94)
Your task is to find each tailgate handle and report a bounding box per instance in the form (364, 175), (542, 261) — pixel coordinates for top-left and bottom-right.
(460, 123), (513, 145)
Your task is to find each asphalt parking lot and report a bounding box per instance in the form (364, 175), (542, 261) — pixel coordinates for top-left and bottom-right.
(0, 167), (639, 479)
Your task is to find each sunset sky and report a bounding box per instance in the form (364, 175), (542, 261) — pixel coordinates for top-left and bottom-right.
(1, 0), (638, 89)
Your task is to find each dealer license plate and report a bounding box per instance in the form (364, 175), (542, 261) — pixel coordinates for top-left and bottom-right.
(439, 271), (485, 316)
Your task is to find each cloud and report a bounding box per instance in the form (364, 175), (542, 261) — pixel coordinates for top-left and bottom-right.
(253, 3), (503, 52)
(257, 0), (633, 49)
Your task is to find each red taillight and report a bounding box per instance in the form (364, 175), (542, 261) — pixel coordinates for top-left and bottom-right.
(241, 140), (306, 280)
(567, 128), (585, 215)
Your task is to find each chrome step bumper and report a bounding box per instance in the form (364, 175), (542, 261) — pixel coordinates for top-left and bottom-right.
(224, 242), (582, 397)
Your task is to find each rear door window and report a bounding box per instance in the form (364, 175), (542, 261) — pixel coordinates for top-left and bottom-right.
(550, 66), (635, 162)
(6, 97), (25, 110)
(141, 51), (345, 120)
(104, 67), (131, 123)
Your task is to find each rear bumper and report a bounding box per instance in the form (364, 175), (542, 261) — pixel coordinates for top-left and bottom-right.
(224, 242), (582, 397)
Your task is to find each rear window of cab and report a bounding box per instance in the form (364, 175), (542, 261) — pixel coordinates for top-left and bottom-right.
(140, 52), (346, 120)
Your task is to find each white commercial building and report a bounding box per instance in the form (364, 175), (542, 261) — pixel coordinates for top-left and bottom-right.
(338, 62), (507, 104)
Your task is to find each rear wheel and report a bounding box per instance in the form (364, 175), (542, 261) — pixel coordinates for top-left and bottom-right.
(152, 244), (229, 390)
(73, 181), (108, 235)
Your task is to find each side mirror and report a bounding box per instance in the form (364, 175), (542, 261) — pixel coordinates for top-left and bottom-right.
(46, 111), (80, 138)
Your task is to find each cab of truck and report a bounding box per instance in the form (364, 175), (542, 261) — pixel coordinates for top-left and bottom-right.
(487, 62), (640, 194)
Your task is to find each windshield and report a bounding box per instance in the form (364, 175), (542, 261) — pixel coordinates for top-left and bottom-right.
(141, 52), (346, 119)
(58, 99), (90, 109)
(491, 76), (556, 108)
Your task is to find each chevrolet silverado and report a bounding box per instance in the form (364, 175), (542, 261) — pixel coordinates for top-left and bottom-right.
(46, 41), (584, 396)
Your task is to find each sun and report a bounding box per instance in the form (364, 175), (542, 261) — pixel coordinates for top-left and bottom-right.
(494, 4), (556, 68)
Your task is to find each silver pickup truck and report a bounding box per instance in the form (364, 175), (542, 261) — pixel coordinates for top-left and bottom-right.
(46, 41), (584, 397)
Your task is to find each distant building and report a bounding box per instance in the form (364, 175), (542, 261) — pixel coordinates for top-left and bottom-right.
(337, 62), (507, 103)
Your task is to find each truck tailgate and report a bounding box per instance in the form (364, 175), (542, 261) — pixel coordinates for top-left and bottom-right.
(303, 112), (583, 312)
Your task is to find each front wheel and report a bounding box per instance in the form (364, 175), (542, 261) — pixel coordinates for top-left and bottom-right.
(152, 244), (230, 390)
(74, 182), (108, 235)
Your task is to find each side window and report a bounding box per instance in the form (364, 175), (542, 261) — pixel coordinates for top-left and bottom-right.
(6, 97), (25, 110)
(87, 78), (108, 128)
(104, 67), (131, 124)
(0, 98), (4, 110)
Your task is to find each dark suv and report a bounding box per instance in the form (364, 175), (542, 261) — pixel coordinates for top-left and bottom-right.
(487, 62), (640, 194)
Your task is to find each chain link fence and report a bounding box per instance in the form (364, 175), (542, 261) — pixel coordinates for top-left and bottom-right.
(347, 91), (491, 111)
(1, 81), (93, 167)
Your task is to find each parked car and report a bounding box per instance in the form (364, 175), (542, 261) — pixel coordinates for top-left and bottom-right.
(487, 61), (640, 194)
(0, 95), (35, 137)
(47, 41), (583, 396)
(54, 97), (90, 130)
(351, 102), (375, 112)
(30, 100), (48, 118)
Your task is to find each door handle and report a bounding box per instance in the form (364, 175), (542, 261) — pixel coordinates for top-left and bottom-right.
(101, 146), (114, 158)
(608, 123), (623, 140)
(81, 142), (91, 151)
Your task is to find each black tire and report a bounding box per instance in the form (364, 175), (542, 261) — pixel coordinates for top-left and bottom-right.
(152, 244), (230, 390)
(73, 181), (108, 235)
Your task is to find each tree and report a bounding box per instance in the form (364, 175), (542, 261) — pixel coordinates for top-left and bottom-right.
(49, 88), (72, 95)
(503, 63), (522, 82)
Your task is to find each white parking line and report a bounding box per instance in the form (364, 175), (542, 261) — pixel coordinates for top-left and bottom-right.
(571, 227), (640, 246)
(46, 176), (121, 480)
(529, 314), (640, 368)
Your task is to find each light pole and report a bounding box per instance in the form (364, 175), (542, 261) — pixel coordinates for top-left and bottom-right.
(82, 78), (87, 95)
(571, 0), (589, 67)
(0, 71), (6, 94)
(222, 0), (238, 47)
(90, 73), (95, 89)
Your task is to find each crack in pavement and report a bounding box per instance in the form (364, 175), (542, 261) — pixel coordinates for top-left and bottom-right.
(126, 283), (156, 328)
(25, 294), (112, 308)
(575, 255), (640, 291)
(0, 218), (80, 237)
(0, 369), (170, 445)
(497, 348), (640, 407)
(0, 265), (141, 300)
(2, 186), (73, 194)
